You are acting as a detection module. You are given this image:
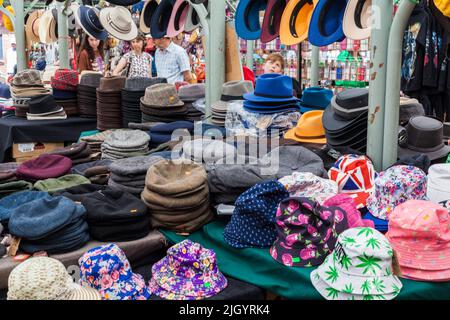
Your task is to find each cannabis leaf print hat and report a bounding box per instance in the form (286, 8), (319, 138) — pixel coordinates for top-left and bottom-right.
(310, 227), (403, 300)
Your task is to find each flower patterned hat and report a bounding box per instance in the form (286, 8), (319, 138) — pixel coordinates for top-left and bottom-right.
(386, 200), (450, 282)
(311, 227), (403, 300)
(366, 165), (428, 220)
(270, 197), (348, 267)
(78, 243), (151, 300)
(149, 239), (227, 300)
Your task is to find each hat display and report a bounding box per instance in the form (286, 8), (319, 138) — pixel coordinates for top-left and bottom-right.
(184, 0), (208, 32)
(79, 243), (151, 300)
(299, 87), (333, 113)
(74, 5), (108, 40)
(343, 0), (372, 40)
(34, 174), (91, 194)
(284, 110), (327, 144)
(0, 191), (48, 226)
(101, 129), (150, 160)
(223, 180), (289, 249)
(308, 0), (347, 47)
(398, 116), (450, 161)
(280, 0), (317, 45)
(100, 6), (138, 41)
(430, 0), (450, 33)
(167, 0), (190, 37)
(270, 197), (348, 267)
(150, 239), (228, 300)
(26, 10), (44, 44)
(366, 165), (428, 220)
(386, 200), (450, 282)
(324, 194), (374, 228)
(17, 155), (72, 182)
(140, 0), (160, 34)
(78, 72), (102, 118)
(426, 164), (450, 209)
(235, 0), (267, 40)
(150, 0), (176, 38)
(97, 76), (127, 130)
(7, 257), (101, 300)
(311, 227), (403, 300)
(260, 0), (288, 43)
(26, 94), (67, 120)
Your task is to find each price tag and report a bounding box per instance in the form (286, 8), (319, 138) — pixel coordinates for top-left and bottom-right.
(18, 143), (35, 153)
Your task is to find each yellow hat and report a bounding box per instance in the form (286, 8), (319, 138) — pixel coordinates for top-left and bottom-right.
(3, 5), (14, 32)
(279, 0), (317, 46)
(284, 110), (327, 144)
(434, 0), (450, 18)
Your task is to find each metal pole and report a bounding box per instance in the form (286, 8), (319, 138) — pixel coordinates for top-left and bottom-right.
(297, 43), (302, 85)
(382, 0), (417, 169)
(310, 45), (320, 86)
(10, 0), (27, 71)
(246, 40), (254, 69)
(57, 1), (70, 69)
(366, 0), (393, 171)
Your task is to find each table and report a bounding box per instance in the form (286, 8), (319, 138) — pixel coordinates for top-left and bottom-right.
(0, 116), (97, 162)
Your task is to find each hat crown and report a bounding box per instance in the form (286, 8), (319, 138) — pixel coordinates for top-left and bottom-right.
(143, 83), (183, 106)
(301, 87), (333, 109)
(254, 73), (293, 98)
(109, 6), (132, 31)
(406, 116), (444, 150)
(98, 76), (126, 91)
(294, 110), (326, 138)
(124, 77), (166, 91)
(221, 80), (254, 97)
(178, 84), (206, 100)
(80, 73), (102, 87)
(335, 88), (369, 109)
(166, 240), (218, 275)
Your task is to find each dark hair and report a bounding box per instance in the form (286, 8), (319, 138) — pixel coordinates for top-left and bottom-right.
(78, 35), (104, 64)
(131, 35), (146, 52)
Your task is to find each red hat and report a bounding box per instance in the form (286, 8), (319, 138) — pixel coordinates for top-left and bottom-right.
(51, 69), (79, 92)
(17, 154), (72, 181)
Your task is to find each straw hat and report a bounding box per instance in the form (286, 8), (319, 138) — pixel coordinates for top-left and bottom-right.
(39, 10), (56, 44)
(26, 10), (44, 44)
(99, 6), (138, 41)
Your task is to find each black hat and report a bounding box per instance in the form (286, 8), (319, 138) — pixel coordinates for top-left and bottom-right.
(393, 154), (431, 174)
(331, 88), (369, 120)
(54, 184), (107, 202)
(150, 0), (176, 39)
(28, 94), (62, 115)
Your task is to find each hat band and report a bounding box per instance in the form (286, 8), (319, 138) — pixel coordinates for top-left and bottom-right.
(221, 94), (245, 102)
(107, 13), (131, 34)
(354, 0), (366, 29)
(332, 101), (368, 114)
(289, 0), (313, 37)
(254, 92), (293, 99)
(295, 132), (326, 139)
(86, 14), (103, 33)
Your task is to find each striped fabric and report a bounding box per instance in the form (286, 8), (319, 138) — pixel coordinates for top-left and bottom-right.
(155, 42), (190, 84)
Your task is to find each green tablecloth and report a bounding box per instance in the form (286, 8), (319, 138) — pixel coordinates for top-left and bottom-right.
(161, 220), (450, 300)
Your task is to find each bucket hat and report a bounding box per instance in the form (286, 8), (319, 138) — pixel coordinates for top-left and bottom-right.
(260, 0), (288, 43)
(386, 200), (450, 282)
(223, 180), (290, 249)
(26, 10), (44, 44)
(100, 6), (138, 41)
(279, 0), (317, 45)
(149, 239), (227, 300)
(167, 0), (190, 37)
(243, 73), (299, 104)
(150, 0), (176, 38)
(270, 197), (348, 267)
(51, 69), (79, 91)
(343, 0), (372, 40)
(7, 257), (101, 300)
(311, 227), (403, 300)
(309, 0), (347, 46)
(324, 194), (374, 228)
(74, 5), (108, 40)
(366, 165), (428, 220)
(430, 0), (450, 33)
(17, 155), (72, 182)
(79, 243), (151, 300)
(299, 86), (333, 113)
(141, 83), (184, 107)
(398, 116), (450, 161)
(184, 0), (208, 32)
(426, 164), (450, 209)
(235, 0), (267, 40)
(140, 0), (160, 34)
(328, 154), (377, 209)
(284, 110), (327, 144)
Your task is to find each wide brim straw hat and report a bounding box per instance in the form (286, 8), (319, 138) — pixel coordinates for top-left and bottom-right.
(99, 6), (138, 41)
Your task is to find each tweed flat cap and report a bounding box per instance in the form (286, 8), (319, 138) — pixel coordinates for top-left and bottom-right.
(109, 155), (163, 177)
(53, 184), (107, 202)
(140, 83), (184, 108)
(17, 155), (72, 181)
(181, 139), (237, 164)
(46, 142), (88, 158)
(12, 69), (43, 87)
(142, 185), (209, 209)
(103, 129), (150, 149)
(34, 174), (91, 194)
(0, 191), (49, 224)
(124, 77), (167, 92)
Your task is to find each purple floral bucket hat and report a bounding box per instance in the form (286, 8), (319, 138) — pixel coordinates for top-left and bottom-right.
(366, 165), (428, 220)
(78, 243), (151, 300)
(149, 239), (228, 300)
(270, 197), (349, 267)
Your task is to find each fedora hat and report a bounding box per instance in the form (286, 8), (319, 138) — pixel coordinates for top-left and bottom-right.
(97, 76), (126, 93)
(100, 6), (138, 41)
(74, 5), (108, 40)
(26, 10), (44, 44)
(308, 0), (347, 47)
(261, 0), (288, 43)
(235, 0), (267, 40)
(150, 0), (176, 38)
(243, 73), (299, 103)
(39, 10), (56, 44)
(430, 0), (450, 33)
(184, 0), (208, 32)
(167, 0), (190, 37)
(280, 0), (317, 45)
(140, 0), (160, 34)
(343, 0), (372, 40)
(284, 110), (327, 144)
(141, 83), (184, 107)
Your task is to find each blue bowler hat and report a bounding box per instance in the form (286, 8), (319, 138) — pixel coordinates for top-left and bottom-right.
(235, 0), (268, 40)
(244, 73), (299, 103)
(300, 87), (333, 113)
(308, 0), (347, 47)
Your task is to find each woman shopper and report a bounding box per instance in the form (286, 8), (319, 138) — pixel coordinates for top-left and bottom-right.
(113, 35), (153, 78)
(77, 36), (105, 74)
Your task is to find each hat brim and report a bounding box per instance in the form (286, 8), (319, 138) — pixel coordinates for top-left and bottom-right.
(243, 92), (299, 103)
(342, 0), (372, 41)
(397, 265), (450, 282)
(308, 0), (347, 47)
(284, 127), (327, 144)
(322, 104), (368, 133)
(75, 6), (108, 41)
(260, 0), (288, 43)
(184, 2), (208, 32)
(150, 0), (175, 38)
(166, 0), (190, 37)
(140, 0), (160, 34)
(430, 0), (450, 34)
(235, 0), (267, 40)
(280, 0), (316, 45)
(69, 284), (102, 300)
(99, 8), (138, 41)
(398, 144), (450, 161)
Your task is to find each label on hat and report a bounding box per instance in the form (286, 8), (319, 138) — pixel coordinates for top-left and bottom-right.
(18, 143), (35, 153)
(8, 237), (22, 257)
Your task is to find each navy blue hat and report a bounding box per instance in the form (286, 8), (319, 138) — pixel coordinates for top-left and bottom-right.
(0, 83), (11, 99)
(77, 6), (108, 41)
(244, 74), (299, 104)
(35, 59), (47, 72)
(308, 0), (347, 47)
(223, 180), (289, 249)
(150, 0), (176, 39)
(235, 0), (268, 40)
(300, 87), (333, 113)
(0, 191), (49, 226)
(361, 209), (388, 233)
(150, 121), (195, 134)
(243, 100), (300, 114)
(53, 89), (78, 100)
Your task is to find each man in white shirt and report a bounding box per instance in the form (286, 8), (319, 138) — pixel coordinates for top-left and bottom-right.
(6, 41), (17, 75)
(154, 37), (192, 84)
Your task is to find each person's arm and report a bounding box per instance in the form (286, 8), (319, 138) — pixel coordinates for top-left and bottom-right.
(177, 49), (192, 82)
(112, 56), (128, 76)
(183, 70), (192, 82)
(78, 50), (90, 73)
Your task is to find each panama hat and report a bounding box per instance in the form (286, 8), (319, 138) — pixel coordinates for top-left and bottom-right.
(430, 0), (450, 33)
(184, 0), (208, 32)
(26, 10), (44, 44)
(279, 0), (317, 45)
(343, 0), (372, 40)
(140, 0), (160, 34)
(39, 10), (56, 44)
(150, 0), (176, 38)
(260, 0), (288, 43)
(100, 6), (138, 41)
(308, 0), (347, 47)
(74, 5), (108, 41)
(235, 0), (267, 40)
(167, 0), (190, 37)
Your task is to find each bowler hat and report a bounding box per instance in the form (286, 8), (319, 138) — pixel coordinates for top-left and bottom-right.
(308, 0), (347, 47)
(280, 0), (317, 45)
(235, 0), (267, 40)
(150, 0), (176, 38)
(140, 0), (160, 34)
(167, 0), (190, 37)
(261, 0), (288, 43)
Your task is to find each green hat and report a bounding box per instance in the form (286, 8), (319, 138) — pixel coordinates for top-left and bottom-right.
(34, 175), (91, 194)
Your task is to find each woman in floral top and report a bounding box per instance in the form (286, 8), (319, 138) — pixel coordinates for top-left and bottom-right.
(113, 35), (153, 78)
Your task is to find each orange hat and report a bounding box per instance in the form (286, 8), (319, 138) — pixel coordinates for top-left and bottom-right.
(434, 0), (450, 17)
(279, 0), (317, 46)
(284, 110), (326, 144)
(3, 5), (14, 32)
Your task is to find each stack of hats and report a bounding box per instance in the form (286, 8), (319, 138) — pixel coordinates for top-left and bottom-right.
(223, 180), (289, 248)
(178, 84), (205, 122)
(101, 130), (150, 160)
(108, 155), (163, 197)
(148, 121), (194, 149)
(51, 68), (79, 116)
(141, 159), (213, 233)
(79, 129), (115, 153)
(97, 76), (126, 130)
(242, 74), (300, 114)
(270, 197), (348, 268)
(426, 164), (450, 209)
(386, 200), (450, 282)
(45, 142), (98, 165)
(72, 159), (113, 185)
(211, 80), (254, 126)
(140, 83), (188, 123)
(26, 94), (67, 120)
(0, 176), (33, 199)
(181, 138), (237, 165)
(323, 88), (369, 152)
(299, 87), (333, 113)
(33, 174), (91, 194)
(7, 192), (90, 254)
(284, 110), (327, 145)
(0, 163), (19, 183)
(121, 77), (167, 127)
(78, 72), (102, 118)
(150, 240), (228, 300)
(17, 154), (72, 182)
(311, 227), (403, 300)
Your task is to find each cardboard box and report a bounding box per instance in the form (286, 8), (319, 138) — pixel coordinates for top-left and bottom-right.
(12, 142), (64, 161)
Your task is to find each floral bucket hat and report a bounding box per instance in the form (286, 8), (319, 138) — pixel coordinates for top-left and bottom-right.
(366, 165), (428, 220)
(149, 239), (228, 300)
(78, 243), (151, 300)
(270, 197), (349, 267)
(311, 227), (403, 300)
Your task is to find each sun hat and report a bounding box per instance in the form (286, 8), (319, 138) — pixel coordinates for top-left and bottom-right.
(26, 10), (44, 44)
(140, 0), (160, 34)
(184, 0), (208, 32)
(243, 73), (299, 104)
(270, 197), (348, 267)
(166, 0), (189, 37)
(366, 165), (428, 220)
(141, 83), (184, 107)
(17, 155), (72, 182)
(260, 0), (288, 43)
(299, 87), (333, 113)
(150, 0), (176, 38)
(386, 200), (450, 281)
(311, 227), (403, 300)
(235, 0), (267, 40)
(430, 0), (450, 33)
(223, 180), (290, 249)
(280, 0), (317, 45)
(100, 6), (138, 41)
(7, 257), (101, 300)
(343, 0), (372, 40)
(74, 5), (108, 41)
(426, 164), (450, 209)
(308, 0), (347, 47)
(284, 110), (327, 144)
(149, 239), (227, 300)
(324, 194), (374, 228)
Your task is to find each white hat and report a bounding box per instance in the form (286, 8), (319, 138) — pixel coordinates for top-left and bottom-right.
(184, 1), (208, 32)
(427, 163), (450, 210)
(99, 6), (138, 41)
(38, 10), (57, 44)
(343, 0), (372, 41)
